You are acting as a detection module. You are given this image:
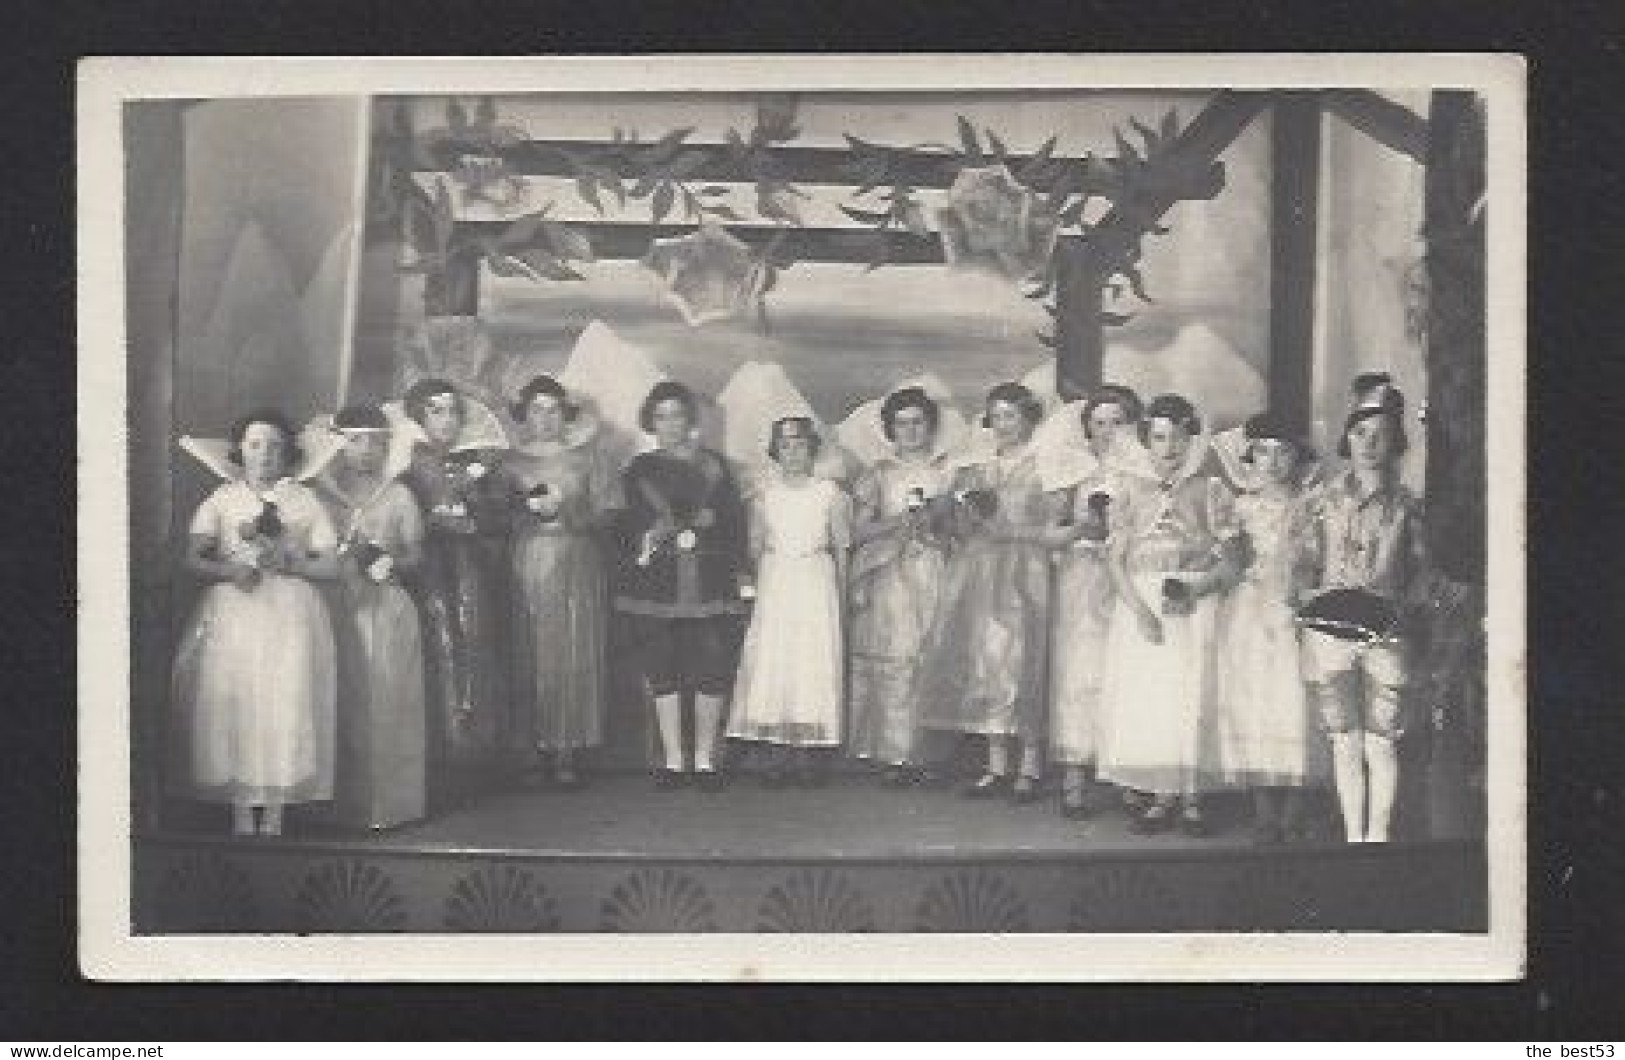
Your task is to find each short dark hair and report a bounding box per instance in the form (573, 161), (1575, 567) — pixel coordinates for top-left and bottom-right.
(1138, 393), (1202, 443)
(333, 403), (390, 431)
(879, 386), (941, 441)
(226, 408), (303, 468)
(767, 416), (823, 462)
(638, 380), (700, 434)
(402, 378), (461, 426)
(981, 381), (1044, 429)
(511, 374), (579, 423)
(1337, 406), (1409, 459)
(1242, 411), (1313, 468)
(1080, 383), (1143, 440)
(1350, 371), (1394, 401)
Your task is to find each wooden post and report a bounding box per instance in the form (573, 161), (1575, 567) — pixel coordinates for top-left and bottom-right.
(1420, 90), (1486, 842)
(1053, 237), (1105, 400)
(1267, 92), (1322, 435)
(1423, 91), (1486, 585)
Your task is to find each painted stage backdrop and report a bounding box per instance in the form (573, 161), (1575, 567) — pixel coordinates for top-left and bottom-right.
(127, 87), (1457, 803)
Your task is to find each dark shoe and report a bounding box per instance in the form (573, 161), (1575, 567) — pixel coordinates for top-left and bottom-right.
(654, 768), (688, 791)
(962, 773), (1011, 799)
(881, 765), (912, 789)
(1131, 801), (1175, 835)
(1122, 788), (1152, 813)
(1178, 804), (1215, 838)
(1061, 791), (1094, 820)
(1012, 776), (1041, 805)
(694, 770), (727, 793)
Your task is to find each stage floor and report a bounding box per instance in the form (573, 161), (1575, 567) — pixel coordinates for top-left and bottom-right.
(164, 775), (1327, 860)
(137, 777), (1484, 934)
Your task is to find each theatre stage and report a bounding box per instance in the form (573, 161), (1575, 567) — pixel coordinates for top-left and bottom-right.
(134, 774), (1486, 934)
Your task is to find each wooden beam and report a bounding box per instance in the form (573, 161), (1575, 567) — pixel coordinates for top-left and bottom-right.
(457, 220), (943, 265)
(426, 137), (1227, 200)
(1322, 90), (1429, 165)
(1051, 90), (1270, 397)
(1268, 93), (1322, 436)
(1085, 90), (1272, 267)
(1053, 239), (1105, 400)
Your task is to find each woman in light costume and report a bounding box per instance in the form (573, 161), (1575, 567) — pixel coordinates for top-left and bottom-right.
(1096, 394), (1241, 836)
(503, 375), (623, 790)
(914, 382), (1055, 802)
(310, 403), (427, 831)
(1034, 384), (1145, 819)
(1208, 412), (1323, 843)
(726, 417), (852, 785)
(170, 410), (341, 836)
(843, 383), (964, 785)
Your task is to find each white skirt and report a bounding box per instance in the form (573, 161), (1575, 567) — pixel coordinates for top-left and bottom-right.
(1215, 579), (1313, 786)
(1095, 570), (1224, 796)
(727, 550), (844, 746)
(171, 575), (337, 804)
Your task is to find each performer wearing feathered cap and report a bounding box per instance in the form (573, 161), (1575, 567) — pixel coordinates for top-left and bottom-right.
(1295, 372), (1429, 843)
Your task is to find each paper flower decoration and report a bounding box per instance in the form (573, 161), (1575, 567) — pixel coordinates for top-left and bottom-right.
(644, 222), (765, 326)
(936, 164), (1061, 281)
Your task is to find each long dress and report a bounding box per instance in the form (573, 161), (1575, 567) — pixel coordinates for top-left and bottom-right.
(1216, 488), (1313, 787)
(847, 456), (954, 765)
(726, 477), (852, 747)
(1048, 465), (1128, 768)
(170, 479), (337, 806)
(317, 477), (428, 830)
(506, 442), (621, 758)
(915, 444), (1052, 742)
(400, 442), (510, 804)
(1095, 471), (1237, 796)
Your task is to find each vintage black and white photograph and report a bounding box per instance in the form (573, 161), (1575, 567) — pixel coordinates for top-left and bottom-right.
(78, 55), (1525, 978)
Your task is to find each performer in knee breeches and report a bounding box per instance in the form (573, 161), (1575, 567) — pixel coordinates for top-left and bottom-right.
(1296, 373), (1429, 843)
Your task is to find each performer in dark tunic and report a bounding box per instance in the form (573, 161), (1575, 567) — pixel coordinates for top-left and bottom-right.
(397, 378), (512, 813)
(613, 380), (749, 792)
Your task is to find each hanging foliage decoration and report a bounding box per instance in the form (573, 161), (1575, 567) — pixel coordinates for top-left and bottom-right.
(385, 95), (1189, 333)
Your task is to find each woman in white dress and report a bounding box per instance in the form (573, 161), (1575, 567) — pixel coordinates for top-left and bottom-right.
(727, 417), (852, 787)
(1215, 412), (1317, 844)
(170, 410), (340, 836)
(1043, 385), (1143, 819)
(1096, 394), (1241, 836)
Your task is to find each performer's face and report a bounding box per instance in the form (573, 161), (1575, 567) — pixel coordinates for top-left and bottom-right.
(421, 392), (462, 445)
(1251, 438), (1295, 485)
(240, 422), (289, 482)
(986, 400), (1030, 445)
(527, 393), (567, 443)
(1347, 415), (1396, 471)
(342, 432), (388, 475)
(651, 398), (693, 449)
(1145, 417), (1191, 472)
(891, 406), (933, 454)
(1086, 401), (1129, 452)
(775, 430), (815, 475)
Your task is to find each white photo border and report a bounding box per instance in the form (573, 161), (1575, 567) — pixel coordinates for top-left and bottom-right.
(77, 52), (1527, 981)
